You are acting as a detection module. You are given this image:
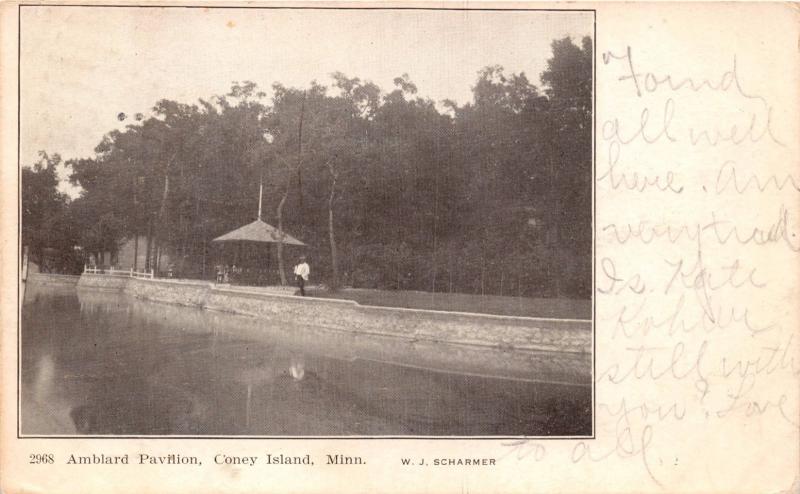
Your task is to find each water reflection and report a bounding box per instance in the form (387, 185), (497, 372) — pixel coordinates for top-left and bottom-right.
(21, 288), (591, 436)
(77, 289), (588, 385)
(290, 355), (305, 381)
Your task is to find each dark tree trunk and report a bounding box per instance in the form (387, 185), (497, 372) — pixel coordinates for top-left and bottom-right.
(326, 161), (339, 291)
(201, 228), (207, 279)
(133, 233), (139, 271)
(297, 92), (306, 212)
(276, 186), (289, 286)
(154, 157), (173, 275)
(276, 91), (306, 287)
(145, 217), (153, 271)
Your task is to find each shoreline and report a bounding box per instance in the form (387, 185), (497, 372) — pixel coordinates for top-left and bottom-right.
(29, 272), (592, 386)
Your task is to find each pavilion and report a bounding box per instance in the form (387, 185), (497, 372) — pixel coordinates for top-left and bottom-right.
(212, 219), (305, 286)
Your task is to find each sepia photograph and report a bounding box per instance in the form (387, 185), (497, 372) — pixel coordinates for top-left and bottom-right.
(19, 5), (594, 437)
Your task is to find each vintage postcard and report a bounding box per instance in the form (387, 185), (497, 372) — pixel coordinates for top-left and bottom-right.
(0, 2), (797, 493)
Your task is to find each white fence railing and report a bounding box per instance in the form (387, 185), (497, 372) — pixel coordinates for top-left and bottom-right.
(83, 265), (154, 279)
(131, 269), (155, 279)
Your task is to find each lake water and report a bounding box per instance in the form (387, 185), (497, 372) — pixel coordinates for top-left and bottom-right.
(21, 286), (591, 436)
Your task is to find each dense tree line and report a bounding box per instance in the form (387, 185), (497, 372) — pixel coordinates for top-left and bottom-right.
(22, 36), (592, 299)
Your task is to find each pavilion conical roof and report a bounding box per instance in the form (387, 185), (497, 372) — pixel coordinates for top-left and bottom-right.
(211, 219), (306, 246)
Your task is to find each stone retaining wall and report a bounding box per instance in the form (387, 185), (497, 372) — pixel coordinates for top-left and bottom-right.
(25, 273), (82, 301)
(124, 277), (211, 307)
(27, 272), (81, 285)
(76, 273), (129, 290)
(205, 287), (589, 354)
(77, 274), (591, 382)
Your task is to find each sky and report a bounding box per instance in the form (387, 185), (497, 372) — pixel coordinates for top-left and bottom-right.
(19, 6), (592, 195)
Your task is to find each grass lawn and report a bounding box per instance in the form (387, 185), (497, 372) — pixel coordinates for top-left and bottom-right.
(309, 287), (591, 320)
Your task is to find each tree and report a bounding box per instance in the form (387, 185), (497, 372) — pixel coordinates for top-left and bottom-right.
(51, 37), (593, 299)
(539, 36), (593, 297)
(21, 152), (71, 268)
(267, 85), (312, 285)
(325, 158), (340, 289)
(70, 82), (270, 276)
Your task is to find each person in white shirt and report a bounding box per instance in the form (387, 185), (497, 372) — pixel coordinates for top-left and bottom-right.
(293, 255), (310, 296)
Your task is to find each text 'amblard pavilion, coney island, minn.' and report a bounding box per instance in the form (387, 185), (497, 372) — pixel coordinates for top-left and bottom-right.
(62, 453), (367, 466)
(66, 454), (200, 465)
